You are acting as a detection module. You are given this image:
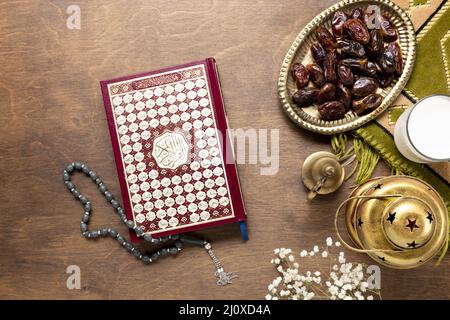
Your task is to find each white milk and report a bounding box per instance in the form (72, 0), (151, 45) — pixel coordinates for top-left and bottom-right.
(394, 95), (450, 163)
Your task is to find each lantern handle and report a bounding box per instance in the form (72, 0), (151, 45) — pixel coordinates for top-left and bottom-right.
(334, 194), (407, 254)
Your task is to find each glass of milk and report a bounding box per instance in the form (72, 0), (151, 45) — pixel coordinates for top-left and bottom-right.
(394, 94), (450, 163)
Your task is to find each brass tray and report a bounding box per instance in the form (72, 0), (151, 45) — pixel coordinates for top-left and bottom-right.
(278, 0), (416, 135)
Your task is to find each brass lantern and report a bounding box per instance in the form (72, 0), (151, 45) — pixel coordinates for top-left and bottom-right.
(336, 176), (448, 269)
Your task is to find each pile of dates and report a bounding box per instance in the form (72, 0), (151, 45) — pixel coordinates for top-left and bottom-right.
(291, 6), (403, 121)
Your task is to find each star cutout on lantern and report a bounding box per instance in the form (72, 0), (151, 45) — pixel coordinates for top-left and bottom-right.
(386, 212), (396, 224)
(406, 219), (419, 232)
(407, 240), (418, 248)
(426, 212), (434, 224)
(357, 218), (363, 227)
(378, 256), (386, 262)
(374, 183), (383, 190)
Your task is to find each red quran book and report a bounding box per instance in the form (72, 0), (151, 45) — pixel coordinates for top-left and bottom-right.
(100, 58), (247, 241)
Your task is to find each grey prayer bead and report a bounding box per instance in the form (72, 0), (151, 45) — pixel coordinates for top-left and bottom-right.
(133, 250), (141, 258)
(100, 228), (108, 236)
(111, 200), (119, 209)
(89, 171), (98, 180)
(79, 196), (88, 204)
(126, 220), (134, 229)
(109, 229), (117, 237)
(65, 181), (74, 190)
(105, 192), (113, 201)
(135, 227), (144, 236)
(66, 164), (74, 173)
(99, 184), (107, 193)
(72, 189), (80, 197)
(169, 247), (178, 255)
(81, 164), (90, 174)
(143, 234), (153, 242)
(142, 256), (150, 263)
(63, 172), (70, 181)
(125, 242), (133, 250)
(174, 240), (182, 249)
(80, 222), (87, 232)
(151, 253), (159, 261)
(82, 213), (90, 223)
(74, 162), (82, 170)
(84, 203), (91, 212)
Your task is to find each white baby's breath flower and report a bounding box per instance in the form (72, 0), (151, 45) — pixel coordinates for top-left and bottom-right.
(267, 240), (381, 300)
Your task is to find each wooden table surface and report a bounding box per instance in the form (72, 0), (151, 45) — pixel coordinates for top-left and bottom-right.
(0, 0), (449, 300)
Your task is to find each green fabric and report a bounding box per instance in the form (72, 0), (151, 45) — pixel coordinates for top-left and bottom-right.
(388, 106), (406, 123)
(406, 2), (450, 98)
(412, 0), (430, 6)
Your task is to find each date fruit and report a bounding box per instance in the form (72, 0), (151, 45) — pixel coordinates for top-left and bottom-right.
(350, 8), (364, 20)
(324, 51), (338, 83)
(307, 63), (326, 87)
(387, 42), (403, 76)
(316, 26), (336, 51)
(344, 18), (370, 44)
(337, 39), (365, 58)
(377, 73), (394, 88)
(365, 61), (382, 77)
(379, 47), (396, 73)
(317, 83), (336, 104)
(352, 77), (378, 97)
(332, 11), (347, 38)
(311, 43), (327, 63)
(341, 58), (368, 74)
(292, 87), (319, 107)
(367, 29), (383, 58)
(379, 15), (398, 42)
(318, 101), (347, 120)
(336, 83), (352, 109)
(337, 63), (354, 86)
(352, 94), (382, 114)
(292, 63), (310, 88)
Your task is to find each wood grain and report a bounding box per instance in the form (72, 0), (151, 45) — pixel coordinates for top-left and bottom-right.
(0, 0), (448, 300)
